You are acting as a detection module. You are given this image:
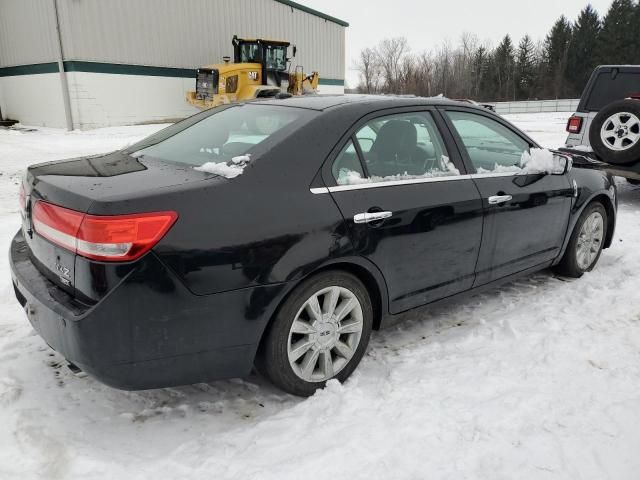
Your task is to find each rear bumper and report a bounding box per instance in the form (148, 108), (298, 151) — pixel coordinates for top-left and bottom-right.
(10, 230), (286, 390)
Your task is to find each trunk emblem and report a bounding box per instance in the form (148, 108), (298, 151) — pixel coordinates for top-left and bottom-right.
(55, 262), (70, 278)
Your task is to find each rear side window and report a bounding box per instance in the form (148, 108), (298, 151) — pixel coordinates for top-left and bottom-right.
(132, 104), (310, 166)
(584, 71), (640, 111)
(332, 111), (459, 185)
(445, 111), (530, 173)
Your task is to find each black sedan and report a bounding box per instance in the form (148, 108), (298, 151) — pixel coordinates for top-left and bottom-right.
(10, 95), (617, 396)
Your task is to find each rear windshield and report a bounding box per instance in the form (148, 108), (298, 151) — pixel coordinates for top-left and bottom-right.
(130, 104), (311, 166)
(583, 70), (640, 111)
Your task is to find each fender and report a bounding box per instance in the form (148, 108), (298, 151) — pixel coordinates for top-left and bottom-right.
(553, 171), (617, 265)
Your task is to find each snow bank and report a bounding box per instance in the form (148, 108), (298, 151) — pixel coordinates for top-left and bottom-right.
(2, 114), (640, 480)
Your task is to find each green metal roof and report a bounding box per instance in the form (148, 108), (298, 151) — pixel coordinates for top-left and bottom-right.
(273, 1), (349, 27)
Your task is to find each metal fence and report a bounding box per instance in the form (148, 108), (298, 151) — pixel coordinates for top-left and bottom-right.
(490, 99), (580, 114)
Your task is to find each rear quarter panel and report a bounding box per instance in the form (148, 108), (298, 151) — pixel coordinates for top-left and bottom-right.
(152, 109), (360, 296)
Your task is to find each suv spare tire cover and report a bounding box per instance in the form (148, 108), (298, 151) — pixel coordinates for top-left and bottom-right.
(589, 99), (640, 165)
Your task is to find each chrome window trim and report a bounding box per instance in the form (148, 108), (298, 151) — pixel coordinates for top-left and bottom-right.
(308, 170), (535, 194)
(470, 171), (521, 179)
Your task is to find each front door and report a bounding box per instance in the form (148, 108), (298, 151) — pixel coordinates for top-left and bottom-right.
(441, 108), (574, 285)
(323, 110), (484, 314)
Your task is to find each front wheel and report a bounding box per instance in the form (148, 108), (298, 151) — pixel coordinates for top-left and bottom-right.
(256, 271), (373, 397)
(554, 202), (607, 278)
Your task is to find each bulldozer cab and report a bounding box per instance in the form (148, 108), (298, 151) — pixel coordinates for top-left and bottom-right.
(186, 35), (317, 109)
(232, 36), (291, 87)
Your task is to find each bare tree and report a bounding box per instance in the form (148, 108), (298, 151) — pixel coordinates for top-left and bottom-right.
(353, 47), (381, 93)
(377, 37), (410, 93)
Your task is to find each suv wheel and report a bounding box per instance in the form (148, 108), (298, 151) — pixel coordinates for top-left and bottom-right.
(256, 271), (373, 396)
(590, 99), (640, 165)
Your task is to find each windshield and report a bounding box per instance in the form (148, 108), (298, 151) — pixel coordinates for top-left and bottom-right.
(132, 104), (310, 166)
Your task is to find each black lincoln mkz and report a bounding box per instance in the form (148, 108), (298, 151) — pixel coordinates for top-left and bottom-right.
(10, 95), (617, 396)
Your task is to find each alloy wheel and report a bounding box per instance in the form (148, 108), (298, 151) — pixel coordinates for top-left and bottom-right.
(287, 286), (364, 382)
(576, 211), (604, 270)
(600, 112), (640, 151)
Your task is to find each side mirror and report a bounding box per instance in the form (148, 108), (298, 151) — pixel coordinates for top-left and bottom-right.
(292, 45), (297, 58)
(551, 154), (572, 175)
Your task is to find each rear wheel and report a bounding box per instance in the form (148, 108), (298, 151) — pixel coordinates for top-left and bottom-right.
(589, 99), (640, 165)
(554, 202), (607, 278)
(256, 271), (373, 397)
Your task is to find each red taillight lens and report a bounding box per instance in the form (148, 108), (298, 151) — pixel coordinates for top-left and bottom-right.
(32, 201), (177, 261)
(566, 116), (583, 134)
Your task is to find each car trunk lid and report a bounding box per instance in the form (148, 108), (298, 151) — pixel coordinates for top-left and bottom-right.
(21, 150), (217, 297)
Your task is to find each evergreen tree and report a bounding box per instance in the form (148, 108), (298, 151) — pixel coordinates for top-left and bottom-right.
(471, 45), (489, 98)
(567, 5), (601, 97)
(542, 15), (572, 98)
(493, 35), (516, 100)
(597, 0), (637, 65)
(516, 35), (537, 99)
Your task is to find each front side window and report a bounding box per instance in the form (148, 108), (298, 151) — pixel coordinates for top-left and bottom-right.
(240, 43), (261, 63)
(265, 46), (287, 71)
(445, 111), (530, 173)
(332, 111), (459, 185)
(132, 104), (310, 166)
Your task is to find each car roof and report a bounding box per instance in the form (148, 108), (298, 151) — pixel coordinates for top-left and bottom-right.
(255, 94), (476, 111)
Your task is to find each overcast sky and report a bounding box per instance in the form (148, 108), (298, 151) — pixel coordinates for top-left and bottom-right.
(300, 0), (615, 87)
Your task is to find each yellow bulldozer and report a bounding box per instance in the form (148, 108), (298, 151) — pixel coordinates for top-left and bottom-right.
(186, 35), (319, 109)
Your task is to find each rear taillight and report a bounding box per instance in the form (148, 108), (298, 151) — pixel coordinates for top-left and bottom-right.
(32, 201), (177, 262)
(566, 116), (583, 134)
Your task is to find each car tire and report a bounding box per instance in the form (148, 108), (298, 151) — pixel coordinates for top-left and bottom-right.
(256, 270), (373, 397)
(589, 99), (640, 165)
(554, 202), (607, 278)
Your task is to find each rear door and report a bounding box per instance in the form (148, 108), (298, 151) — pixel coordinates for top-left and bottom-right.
(441, 108), (574, 285)
(321, 108), (483, 314)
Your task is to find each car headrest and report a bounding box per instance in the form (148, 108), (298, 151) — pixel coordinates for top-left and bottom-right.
(371, 120), (418, 159)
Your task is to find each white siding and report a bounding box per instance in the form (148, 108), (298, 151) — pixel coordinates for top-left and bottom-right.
(0, 0), (346, 128)
(0, 74), (66, 127)
(0, 0), (58, 67)
(54, 0), (345, 79)
(66, 72), (200, 129)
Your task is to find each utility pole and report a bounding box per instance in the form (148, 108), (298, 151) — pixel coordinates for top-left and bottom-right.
(52, 0), (73, 130)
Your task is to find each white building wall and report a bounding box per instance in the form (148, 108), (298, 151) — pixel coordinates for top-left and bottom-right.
(0, 0), (347, 129)
(0, 74), (66, 128)
(55, 0), (346, 81)
(67, 72), (200, 129)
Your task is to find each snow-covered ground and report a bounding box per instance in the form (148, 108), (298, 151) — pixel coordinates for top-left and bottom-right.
(1, 113), (640, 480)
